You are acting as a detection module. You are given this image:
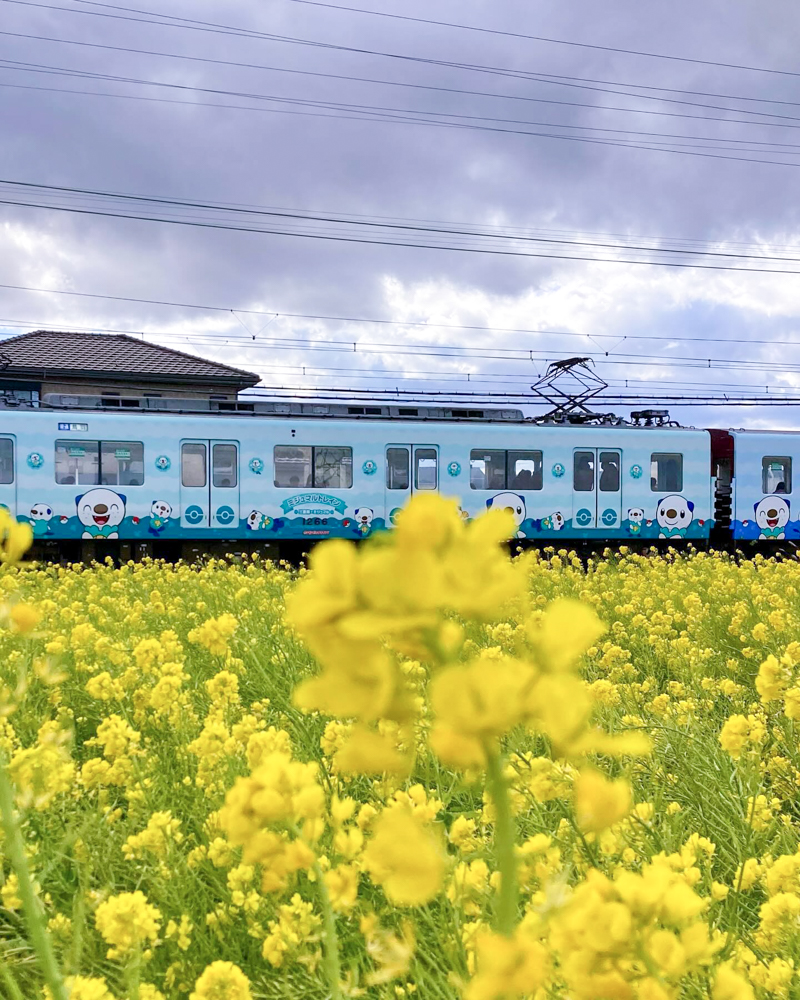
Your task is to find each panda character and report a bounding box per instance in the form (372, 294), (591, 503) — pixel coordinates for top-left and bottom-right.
(754, 495), (790, 540)
(486, 492), (526, 538)
(148, 500), (172, 535)
(353, 507), (374, 536)
(246, 509), (273, 531)
(656, 495), (694, 539)
(541, 511), (565, 532)
(76, 488), (126, 539)
(627, 507), (645, 536)
(29, 503), (54, 537)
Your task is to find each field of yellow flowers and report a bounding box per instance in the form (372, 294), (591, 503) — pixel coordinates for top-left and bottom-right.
(1, 496), (799, 1000)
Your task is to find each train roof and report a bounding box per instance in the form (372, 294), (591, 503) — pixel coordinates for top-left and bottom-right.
(0, 393), (699, 429)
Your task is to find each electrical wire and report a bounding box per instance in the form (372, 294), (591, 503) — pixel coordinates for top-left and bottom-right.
(3, 286), (800, 350)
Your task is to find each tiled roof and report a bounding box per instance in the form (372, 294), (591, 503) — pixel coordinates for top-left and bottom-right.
(0, 331), (260, 387)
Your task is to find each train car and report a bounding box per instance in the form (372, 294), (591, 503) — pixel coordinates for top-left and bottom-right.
(0, 393), (715, 556)
(726, 430), (800, 542)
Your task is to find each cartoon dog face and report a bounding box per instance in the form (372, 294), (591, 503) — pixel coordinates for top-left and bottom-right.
(247, 509), (264, 530)
(150, 500), (172, 520)
(353, 507), (374, 527)
(76, 488), (126, 529)
(755, 495), (790, 533)
(486, 492), (526, 528)
(30, 503), (53, 521)
(628, 507), (644, 524)
(656, 495), (694, 531)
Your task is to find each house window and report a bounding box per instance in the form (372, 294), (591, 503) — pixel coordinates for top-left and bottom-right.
(763, 457), (791, 494)
(651, 453), (683, 492)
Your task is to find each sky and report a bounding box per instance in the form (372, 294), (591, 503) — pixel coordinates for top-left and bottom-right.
(2, 0), (800, 428)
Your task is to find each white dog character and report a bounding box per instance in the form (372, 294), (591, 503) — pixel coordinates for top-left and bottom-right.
(353, 507), (374, 536)
(755, 495), (790, 540)
(246, 509), (272, 531)
(30, 502), (54, 537)
(656, 495), (694, 539)
(486, 492), (526, 538)
(148, 500), (172, 535)
(627, 507), (644, 536)
(76, 488), (127, 539)
(541, 511), (564, 532)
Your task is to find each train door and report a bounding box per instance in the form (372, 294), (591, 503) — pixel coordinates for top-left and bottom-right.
(572, 448), (622, 530)
(0, 436), (16, 516)
(384, 445), (438, 524)
(179, 439), (240, 529)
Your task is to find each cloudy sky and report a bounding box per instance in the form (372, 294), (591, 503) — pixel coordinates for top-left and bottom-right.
(2, 0), (800, 427)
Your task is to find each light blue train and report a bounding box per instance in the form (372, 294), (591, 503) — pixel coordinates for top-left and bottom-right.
(1, 394), (796, 553)
(0, 395), (726, 556)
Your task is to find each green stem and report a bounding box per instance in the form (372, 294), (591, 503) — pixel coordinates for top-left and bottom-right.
(124, 945), (141, 1000)
(0, 952), (26, 1000)
(484, 746), (518, 936)
(0, 759), (68, 1000)
(310, 856), (342, 1000)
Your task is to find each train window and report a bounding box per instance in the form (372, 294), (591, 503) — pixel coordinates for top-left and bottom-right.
(508, 450), (543, 490)
(573, 451), (595, 492)
(386, 447), (409, 490)
(213, 444), (238, 488)
(314, 447), (353, 489)
(181, 443), (207, 488)
(470, 450), (505, 490)
(55, 440), (100, 485)
(0, 439), (13, 484)
(415, 448), (438, 490)
(650, 453), (683, 492)
(763, 456), (791, 494)
(274, 446), (312, 488)
(598, 452), (620, 492)
(100, 441), (144, 486)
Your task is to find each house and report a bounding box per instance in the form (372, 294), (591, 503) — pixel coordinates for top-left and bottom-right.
(0, 330), (260, 405)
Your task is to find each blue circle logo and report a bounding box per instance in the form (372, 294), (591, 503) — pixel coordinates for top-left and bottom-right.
(155, 455), (171, 471)
(215, 505), (235, 525)
(362, 459), (377, 476)
(575, 508), (593, 527)
(447, 461), (461, 477)
(601, 508), (618, 526)
(630, 464), (643, 479)
(552, 463), (565, 478)
(249, 457), (264, 475)
(27, 452), (43, 470)
(184, 505), (204, 525)
(389, 507), (402, 526)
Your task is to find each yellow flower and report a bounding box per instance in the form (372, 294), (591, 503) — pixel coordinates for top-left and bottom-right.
(465, 927), (549, 1000)
(334, 725), (412, 776)
(44, 975), (115, 1000)
(429, 656), (534, 768)
(94, 890), (161, 960)
(712, 962), (755, 1000)
(189, 961), (252, 1000)
(188, 613), (238, 656)
(0, 508), (32, 563)
(324, 864), (359, 911)
(9, 602), (40, 633)
(573, 769), (632, 833)
(363, 806), (444, 906)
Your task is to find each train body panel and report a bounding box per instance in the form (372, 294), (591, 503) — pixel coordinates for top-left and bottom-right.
(0, 406), (714, 545)
(730, 430), (800, 541)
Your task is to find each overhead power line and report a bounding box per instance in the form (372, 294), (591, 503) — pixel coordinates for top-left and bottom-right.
(5, 180), (800, 269)
(19, 0), (800, 81)
(4, 283), (800, 351)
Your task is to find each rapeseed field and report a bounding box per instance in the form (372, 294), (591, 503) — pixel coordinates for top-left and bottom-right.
(0, 496), (798, 999)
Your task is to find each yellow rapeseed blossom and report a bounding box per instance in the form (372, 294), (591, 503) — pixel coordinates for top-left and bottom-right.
(362, 806), (445, 906)
(94, 890), (162, 959)
(189, 961), (252, 1000)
